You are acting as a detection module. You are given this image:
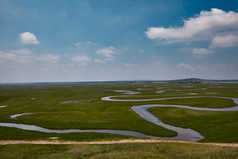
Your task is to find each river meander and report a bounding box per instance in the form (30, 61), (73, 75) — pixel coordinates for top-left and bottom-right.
(0, 93), (238, 141)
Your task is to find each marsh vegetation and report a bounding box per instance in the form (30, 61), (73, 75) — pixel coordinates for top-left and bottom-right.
(0, 82), (238, 143)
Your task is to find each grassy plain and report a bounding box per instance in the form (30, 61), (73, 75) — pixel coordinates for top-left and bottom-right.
(0, 142), (238, 159)
(0, 82), (238, 142)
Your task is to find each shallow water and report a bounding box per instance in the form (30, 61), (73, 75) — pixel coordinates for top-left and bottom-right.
(60, 101), (79, 104)
(114, 90), (140, 95)
(206, 92), (218, 94)
(0, 122), (160, 139)
(188, 93), (198, 95)
(9, 113), (34, 119)
(156, 90), (165, 93)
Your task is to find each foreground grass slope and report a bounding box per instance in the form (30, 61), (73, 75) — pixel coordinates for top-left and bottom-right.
(0, 82), (238, 142)
(0, 143), (238, 159)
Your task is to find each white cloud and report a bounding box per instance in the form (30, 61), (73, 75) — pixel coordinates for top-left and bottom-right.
(94, 59), (105, 64)
(210, 34), (238, 48)
(176, 63), (193, 70)
(9, 49), (32, 55)
(71, 55), (92, 62)
(0, 49), (60, 64)
(0, 49), (32, 63)
(35, 54), (60, 63)
(96, 46), (115, 61)
(0, 50), (17, 61)
(75, 42), (81, 47)
(192, 48), (213, 54)
(122, 63), (139, 67)
(75, 41), (99, 48)
(19, 32), (39, 44)
(71, 55), (92, 66)
(145, 8), (238, 42)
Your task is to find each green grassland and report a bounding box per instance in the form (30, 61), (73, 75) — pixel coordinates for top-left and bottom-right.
(0, 143), (238, 159)
(149, 108), (238, 143)
(0, 82), (238, 142)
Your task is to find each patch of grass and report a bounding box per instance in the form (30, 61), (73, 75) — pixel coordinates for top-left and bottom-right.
(115, 97), (236, 108)
(0, 143), (238, 159)
(164, 97), (236, 108)
(149, 107), (238, 142)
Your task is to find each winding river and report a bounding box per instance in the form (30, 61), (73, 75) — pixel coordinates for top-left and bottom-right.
(102, 95), (238, 141)
(0, 91), (238, 141)
(0, 106), (7, 109)
(9, 113), (35, 119)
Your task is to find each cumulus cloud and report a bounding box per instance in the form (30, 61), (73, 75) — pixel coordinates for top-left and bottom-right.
(0, 49), (60, 64)
(145, 8), (238, 42)
(9, 49), (32, 55)
(71, 55), (92, 66)
(176, 63), (193, 70)
(192, 48), (213, 54)
(94, 59), (105, 64)
(34, 54), (60, 63)
(210, 34), (238, 48)
(0, 50), (17, 61)
(19, 32), (39, 44)
(96, 46), (115, 61)
(0, 49), (33, 63)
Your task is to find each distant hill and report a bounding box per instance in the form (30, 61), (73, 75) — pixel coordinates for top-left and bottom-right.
(159, 78), (238, 83)
(1, 78), (238, 85)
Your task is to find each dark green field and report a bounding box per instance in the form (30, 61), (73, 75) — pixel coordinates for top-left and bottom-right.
(0, 82), (238, 143)
(1, 142), (238, 159)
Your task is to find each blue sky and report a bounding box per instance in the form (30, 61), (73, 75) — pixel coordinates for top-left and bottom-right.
(0, 0), (238, 83)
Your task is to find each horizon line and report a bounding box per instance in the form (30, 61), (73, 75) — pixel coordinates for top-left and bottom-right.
(1, 78), (238, 85)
